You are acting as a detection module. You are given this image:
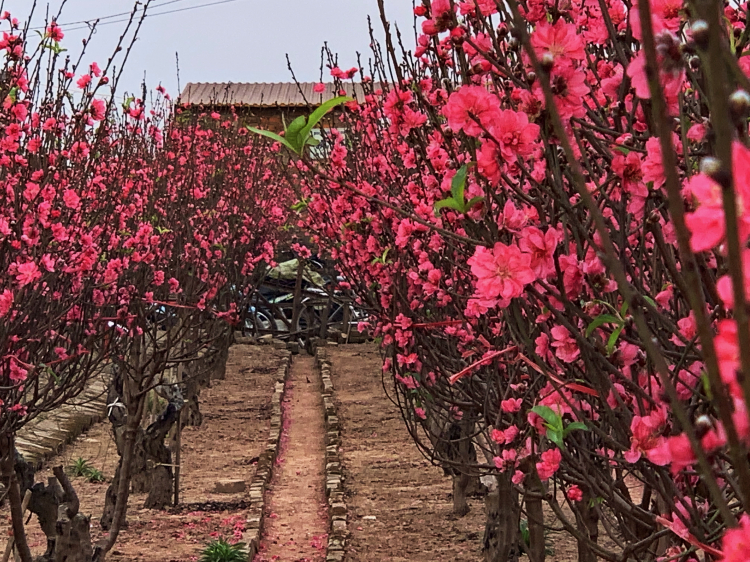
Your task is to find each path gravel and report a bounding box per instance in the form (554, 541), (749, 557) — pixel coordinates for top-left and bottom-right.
(255, 355), (328, 562)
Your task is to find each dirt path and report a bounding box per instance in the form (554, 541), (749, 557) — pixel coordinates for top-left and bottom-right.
(255, 355), (328, 562)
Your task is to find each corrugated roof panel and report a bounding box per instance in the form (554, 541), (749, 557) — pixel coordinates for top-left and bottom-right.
(178, 82), (376, 107)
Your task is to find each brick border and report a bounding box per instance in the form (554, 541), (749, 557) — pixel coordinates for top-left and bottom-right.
(16, 375), (109, 468)
(244, 349), (292, 561)
(316, 346), (348, 562)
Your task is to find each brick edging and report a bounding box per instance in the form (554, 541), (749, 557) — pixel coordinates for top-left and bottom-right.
(245, 350), (292, 561)
(316, 346), (348, 562)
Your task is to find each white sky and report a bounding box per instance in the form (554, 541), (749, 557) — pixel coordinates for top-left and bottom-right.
(1, 0), (415, 98)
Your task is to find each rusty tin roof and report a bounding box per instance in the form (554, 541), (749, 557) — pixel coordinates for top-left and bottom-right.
(178, 82), (372, 107)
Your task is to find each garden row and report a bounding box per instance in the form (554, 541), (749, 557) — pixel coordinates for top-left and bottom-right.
(1, 342), (288, 562)
(0, 9), (297, 560)
(248, 0), (750, 559)
(5, 0), (750, 559)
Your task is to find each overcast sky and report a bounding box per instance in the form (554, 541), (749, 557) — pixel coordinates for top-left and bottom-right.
(1, 0), (415, 98)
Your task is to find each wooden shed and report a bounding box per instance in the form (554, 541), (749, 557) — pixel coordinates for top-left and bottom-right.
(177, 82), (368, 130)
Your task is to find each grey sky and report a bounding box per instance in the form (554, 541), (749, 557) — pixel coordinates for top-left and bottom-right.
(2, 0), (415, 98)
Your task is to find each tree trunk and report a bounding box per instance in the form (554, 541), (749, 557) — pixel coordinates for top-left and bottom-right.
(527, 492), (545, 562)
(128, 430), (150, 494)
(483, 472), (520, 562)
(94, 413), (140, 562)
(28, 476), (64, 558)
(452, 418), (479, 516)
(208, 342), (230, 382)
(180, 394), (202, 427)
(453, 471), (471, 517)
(108, 400), (181, 512)
(0, 435), (33, 562)
(180, 357), (205, 428)
(142, 401), (181, 509)
(100, 441), (127, 532)
(575, 489), (599, 562)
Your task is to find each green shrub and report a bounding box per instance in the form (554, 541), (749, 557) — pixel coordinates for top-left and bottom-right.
(67, 458), (106, 483)
(198, 539), (247, 562)
(84, 467), (105, 483)
(68, 457), (93, 477)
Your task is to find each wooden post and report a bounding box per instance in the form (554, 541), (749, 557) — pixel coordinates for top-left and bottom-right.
(173, 361), (183, 507)
(173, 409), (181, 506)
(319, 294), (332, 339)
(343, 304), (352, 343)
(290, 259), (306, 336)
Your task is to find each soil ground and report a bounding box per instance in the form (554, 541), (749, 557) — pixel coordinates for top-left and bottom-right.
(1, 343), (285, 562)
(2, 342), (590, 562)
(327, 344), (487, 562)
(327, 344), (585, 562)
(254, 355), (327, 562)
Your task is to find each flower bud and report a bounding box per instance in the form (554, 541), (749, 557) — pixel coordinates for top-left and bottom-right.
(700, 156), (732, 188)
(729, 89), (750, 123)
(691, 20), (710, 50)
(699, 156), (721, 176)
(694, 415), (713, 439)
(540, 52), (555, 73)
(689, 56), (701, 71)
(527, 71), (536, 84)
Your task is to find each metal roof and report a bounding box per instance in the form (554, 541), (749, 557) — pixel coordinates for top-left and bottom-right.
(178, 82), (372, 108)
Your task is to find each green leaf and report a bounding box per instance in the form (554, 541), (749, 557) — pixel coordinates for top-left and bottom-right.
(371, 248), (392, 265)
(563, 421), (588, 437)
(247, 127), (297, 153)
(291, 199), (309, 212)
(519, 519), (530, 547)
(285, 115), (308, 152)
(620, 300), (629, 317)
(643, 295), (657, 308)
(465, 196), (484, 209)
(531, 405), (561, 428)
(451, 165), (469, 203)
(299, 96), (352, 143)
(585, 314), (621, 337)
(546, 428), (564, 448)
(588, 496), (605, 508)
(434, 197), (464, 216)
(607, 325), (625, 355)
(613, 146), (630, 155)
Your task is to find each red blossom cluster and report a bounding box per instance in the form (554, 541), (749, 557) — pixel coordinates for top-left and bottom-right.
(0, 13), (292, 560)
(261, 0), (750, 558)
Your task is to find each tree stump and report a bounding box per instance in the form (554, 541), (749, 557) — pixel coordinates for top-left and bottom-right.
(51, 466), (92, 562)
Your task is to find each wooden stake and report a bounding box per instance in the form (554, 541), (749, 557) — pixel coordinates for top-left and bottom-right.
(290, 259), (306, 337)
(173, 407), (181, 506)
(173, 360), (183, 507)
